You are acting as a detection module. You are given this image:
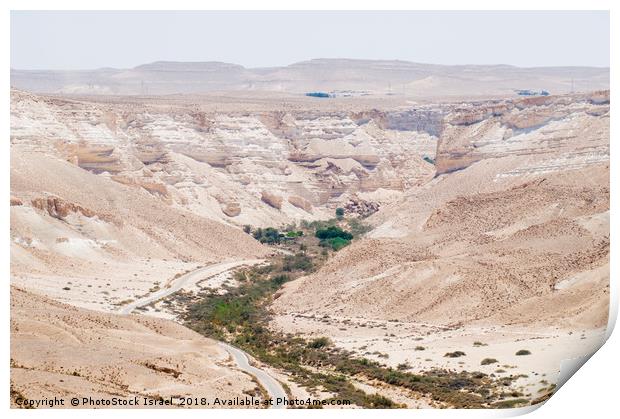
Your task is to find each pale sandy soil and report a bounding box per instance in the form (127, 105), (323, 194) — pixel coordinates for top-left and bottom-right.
(10, 287), (261, 408)
(270, 313), (607, 396)
(11, 258), (199, 311)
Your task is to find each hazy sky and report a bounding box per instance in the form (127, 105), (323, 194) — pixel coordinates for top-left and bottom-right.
(11, 11), (610, 70)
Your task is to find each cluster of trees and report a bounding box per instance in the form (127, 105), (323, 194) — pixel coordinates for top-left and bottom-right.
(251, 227), (282, 244)
(315, 226), (353, 251)
(245, 207), (355, 251)
(246, 226), (304, 244)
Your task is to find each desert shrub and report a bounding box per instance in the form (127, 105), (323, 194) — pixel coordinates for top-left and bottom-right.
(481, 358), (498, 365)
(491, 398), (529, 409)
(365, 393), (398, 408)
(444, 351), (466, 358)
(282, 253), (314, 272)
(347, 218), (372, 236)
(415, 346), (426, 351)
(315, 226), (353, 241)
(335, 207), (345, 219)
(262, 227), (282, 244)
(243, 225), (251, 234)
(308, 337), (331, 349)
(423, 156), (435, 165)
(252, 227), (263, 240)
(397, 363), (411, 371)
(515, 349), (531, 356)
(252, 227), (282, 244)
(271, 274), (290, 287)
(320, 236), (351, 251)
(285, 230), (304, 238)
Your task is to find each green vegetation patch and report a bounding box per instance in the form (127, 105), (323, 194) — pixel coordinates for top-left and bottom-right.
(181, 216), (524, 408)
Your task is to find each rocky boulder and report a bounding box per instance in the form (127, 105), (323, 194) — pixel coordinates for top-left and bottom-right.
(31, 196), (96, 220)
(261, 191), (283, 210)
(221, 202), (241, 217)
(288, 195), (313, 213)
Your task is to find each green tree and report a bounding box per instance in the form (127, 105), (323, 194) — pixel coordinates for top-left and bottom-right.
(315, 226), (353, 241)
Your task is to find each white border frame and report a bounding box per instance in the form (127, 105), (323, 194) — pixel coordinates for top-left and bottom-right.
(2, 2), (616, 419)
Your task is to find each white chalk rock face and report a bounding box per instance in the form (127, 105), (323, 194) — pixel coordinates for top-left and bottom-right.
(10, 89), (439, 227)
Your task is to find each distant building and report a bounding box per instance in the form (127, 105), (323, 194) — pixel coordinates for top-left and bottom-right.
(515, 89), (551, 96)
(305, 92), (333, 98)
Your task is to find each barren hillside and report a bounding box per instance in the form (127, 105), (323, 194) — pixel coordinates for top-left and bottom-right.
(11, 89), (437, 228)
(10, 148), (268, 310)
(10, 286), (259, 408)
(270, 91), (609, 392)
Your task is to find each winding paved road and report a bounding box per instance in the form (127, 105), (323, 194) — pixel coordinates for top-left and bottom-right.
(219, 342), (287, 409)
(118, 259), (264, 315)
(119, 259), (287, 407)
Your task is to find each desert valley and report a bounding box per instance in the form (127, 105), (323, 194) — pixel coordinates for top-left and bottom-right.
(10, 59), (610, 409)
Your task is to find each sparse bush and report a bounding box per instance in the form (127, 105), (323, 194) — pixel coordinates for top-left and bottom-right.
(320, 236), (351, 251)
(423, 156), (435, 165)
(252, 227), (263, 240)
(515, 349), (531, 356)
(365, 393), (398, 408)
(271, 274), (290, 287)
(263, 227), (282, 244)
(444, 351), (466, 358)
(285, 230), (304, 238)
(491, 398), (529, 409)
(347, 218), (372, 236)
(308, 337), (331, 349)
(282, 253), (314, 272)
(415, 346), (426, 351)
(481, 358), (498, 365)
(253, 227), (282, 244)
(243, 225), (251, 234)
(335, 207), (345, 219)
(315, 226), (353, 241)
(397, 363), (411, 371)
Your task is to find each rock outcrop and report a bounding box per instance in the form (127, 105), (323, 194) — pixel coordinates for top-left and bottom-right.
(434, 92), (610, 176)
(10, 89), (438, 226)
(261, 191), (283, 210)
(31, 196), (96, 220)
(221, 201), (241, 217)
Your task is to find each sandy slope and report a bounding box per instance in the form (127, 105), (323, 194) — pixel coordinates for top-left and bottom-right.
(271, 93), (610, 397)
(10, 287), (260, 408)
(10, 150), (268, 310)
(272, 164), (609, 327)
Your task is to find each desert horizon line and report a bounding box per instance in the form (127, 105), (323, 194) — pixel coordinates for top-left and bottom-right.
(10, 57), (611, 72)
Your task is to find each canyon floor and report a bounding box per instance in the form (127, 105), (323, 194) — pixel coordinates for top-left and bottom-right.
(10, 82), (610, 408)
